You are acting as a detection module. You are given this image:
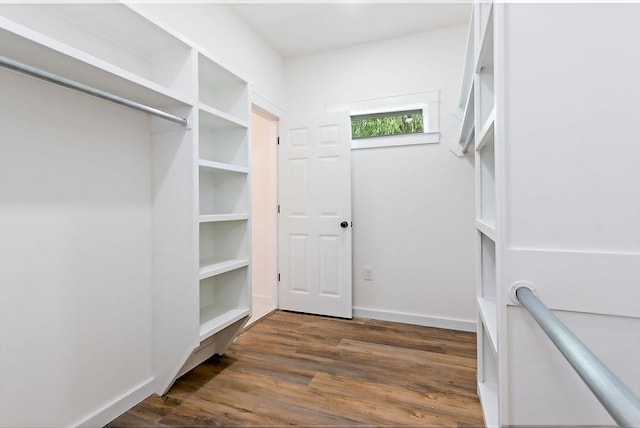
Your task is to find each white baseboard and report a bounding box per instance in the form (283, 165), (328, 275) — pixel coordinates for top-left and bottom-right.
(353, 307), (476, 332)
(247, 294), (277, 326)
(74, 377), (154, 427)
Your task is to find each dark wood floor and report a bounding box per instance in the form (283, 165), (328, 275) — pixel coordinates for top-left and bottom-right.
(108, 311), (484, 427)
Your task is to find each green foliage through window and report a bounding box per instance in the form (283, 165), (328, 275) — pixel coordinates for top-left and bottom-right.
(351, 109), (424, 139)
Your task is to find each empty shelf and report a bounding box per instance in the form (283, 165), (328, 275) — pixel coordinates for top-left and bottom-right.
(476, 219), (497, 241)
(199, 258), (249, 280)
(199, 214), (249, 223)
(199, 306), (250, 342)
(199, 159), (249, 174)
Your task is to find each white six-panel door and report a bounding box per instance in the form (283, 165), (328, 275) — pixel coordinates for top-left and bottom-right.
(278, 113), (352, 318)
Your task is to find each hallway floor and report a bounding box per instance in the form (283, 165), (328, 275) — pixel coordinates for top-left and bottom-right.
(108, 311), (484, 427)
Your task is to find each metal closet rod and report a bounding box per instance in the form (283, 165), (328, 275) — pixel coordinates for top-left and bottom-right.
(515, 286), (640, 427)
(0, 54), (188, 126)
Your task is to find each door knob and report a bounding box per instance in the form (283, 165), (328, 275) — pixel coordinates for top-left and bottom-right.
(340, 221), (349, 228)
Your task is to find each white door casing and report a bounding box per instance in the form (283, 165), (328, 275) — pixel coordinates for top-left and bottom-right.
(278, 113), (352, 318)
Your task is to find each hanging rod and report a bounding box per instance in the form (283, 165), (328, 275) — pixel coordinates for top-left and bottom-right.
(0, 54), (187, 126)
(461, 123), (475, 154)
(515, 286), (640, 427)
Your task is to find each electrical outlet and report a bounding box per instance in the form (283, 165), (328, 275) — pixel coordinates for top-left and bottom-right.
(364, 266), (373, 281)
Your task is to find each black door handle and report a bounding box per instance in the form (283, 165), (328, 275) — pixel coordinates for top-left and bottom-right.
(340, 221), (349, 228)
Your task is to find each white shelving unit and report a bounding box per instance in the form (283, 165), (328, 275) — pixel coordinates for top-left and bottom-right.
(458, 3), (640, 426)
(187, 51), (252, 380)
(458, 1), (502, 426)
(0, 3), (252, 397)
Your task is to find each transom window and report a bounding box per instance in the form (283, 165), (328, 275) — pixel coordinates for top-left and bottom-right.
(351, 109), (424, 139)
(327, 90), (440, 149)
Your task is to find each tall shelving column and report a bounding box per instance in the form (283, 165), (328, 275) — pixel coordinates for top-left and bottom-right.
(471, 1), (501, 426)
(185, 52), (252, 374)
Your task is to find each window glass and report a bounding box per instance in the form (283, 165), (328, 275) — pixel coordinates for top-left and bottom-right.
(351, 109), (423, 139)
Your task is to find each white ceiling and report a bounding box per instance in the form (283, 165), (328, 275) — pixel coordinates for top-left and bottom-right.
(228, 3), (472, 59)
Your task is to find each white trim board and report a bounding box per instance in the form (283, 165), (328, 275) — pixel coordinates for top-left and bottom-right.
(351, 131), (439, 150)
(248, 294), (276, 326)
(74, 377), (154, 428)
(251, 89), (285, 120)
(353, 307), (476, 332)
(327, 90), (439, 114)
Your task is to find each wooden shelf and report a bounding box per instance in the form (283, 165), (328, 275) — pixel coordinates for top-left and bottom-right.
(476, 108), (495, 151)
(199, 307), (250, 342)
(478, 297), (498, 354)
(199, 258), (249, 280)
(199, 159), (249, 174)
(477, 380), (499, 427)
(476, 219), (496, 241)
(200, 214), (249, 223)
(199, 103), (248, 130)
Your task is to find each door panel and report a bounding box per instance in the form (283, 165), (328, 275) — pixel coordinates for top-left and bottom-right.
(289, 235), (309, 293)
(278, 113), (352, 318)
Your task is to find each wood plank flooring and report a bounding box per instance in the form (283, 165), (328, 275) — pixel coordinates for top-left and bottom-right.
(107, 311), (484, 427)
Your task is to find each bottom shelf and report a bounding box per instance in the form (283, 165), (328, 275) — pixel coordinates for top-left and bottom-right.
(199, 306), (250, 341)
(199, 266), (250, 341)
(478, 380), (498, 427)
(173, 315), (250, 391)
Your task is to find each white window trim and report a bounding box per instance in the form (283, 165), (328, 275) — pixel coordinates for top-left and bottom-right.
(351, 131), (439, 150)
(326, 91), (440, 150)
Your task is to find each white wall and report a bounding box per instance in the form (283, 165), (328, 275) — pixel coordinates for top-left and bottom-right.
(134, 3), (285, 111)
(249, 110), (278, 324)
(285, 25), (476, 329)
(0, 70), (154, 427)
(499, 4), (640, 424)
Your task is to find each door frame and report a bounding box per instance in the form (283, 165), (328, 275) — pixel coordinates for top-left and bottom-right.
(250, 97), (282, 317)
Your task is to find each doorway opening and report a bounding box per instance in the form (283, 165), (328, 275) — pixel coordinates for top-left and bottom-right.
(247, 106), (279, 326)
